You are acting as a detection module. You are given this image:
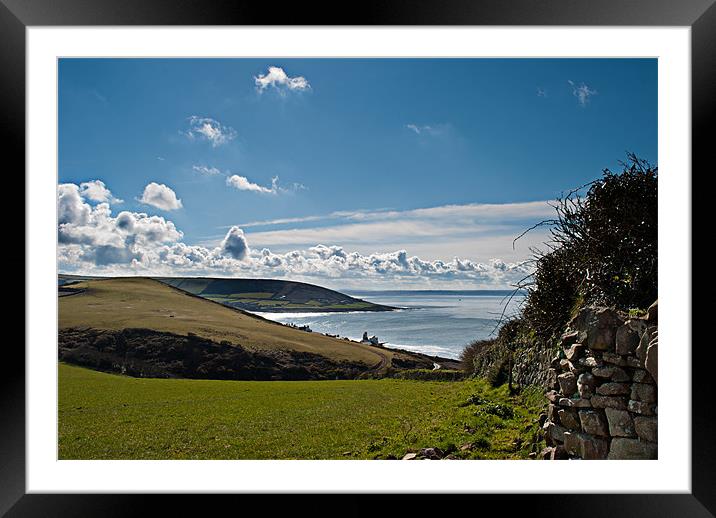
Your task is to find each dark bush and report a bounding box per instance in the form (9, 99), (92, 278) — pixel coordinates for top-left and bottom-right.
(521, 154), (657, 344)
(459, 339), (494, 373)
(393, 369), (464, 381)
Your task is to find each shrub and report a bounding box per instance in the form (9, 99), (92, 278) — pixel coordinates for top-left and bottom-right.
(459, 339), (494, 373)
(520, 153), (657, 344)
(486, 355), (510, 387)
(393, 369), (464, 381)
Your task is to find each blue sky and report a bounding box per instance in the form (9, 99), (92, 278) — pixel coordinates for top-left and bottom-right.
(58, 58), (657, 289)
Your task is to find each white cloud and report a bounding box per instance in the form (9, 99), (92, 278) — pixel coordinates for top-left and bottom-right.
(58, 184), (91, 225)
(568, 80), (597, 106)
(79, 180), (123, 204)
(405, 124), (447, 136)
(185, 116), (237, 147)
(138, 182), (183, 211)
(226, 174), (277, 194)
(255, 66), (311, 94)
(220, 226), (250, 261)
(58, 181), (544, 289)
(192, 165), (222, 176)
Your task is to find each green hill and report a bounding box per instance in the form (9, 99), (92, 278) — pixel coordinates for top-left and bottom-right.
(154, 276), (395, 313)
(58, 277), (446, 380)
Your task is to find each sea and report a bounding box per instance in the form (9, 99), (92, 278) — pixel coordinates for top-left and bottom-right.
(253, 290), (525, 360)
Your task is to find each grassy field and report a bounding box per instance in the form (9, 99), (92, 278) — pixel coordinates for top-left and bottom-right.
(59, 363), (545, 460)
(59, 277), (393, 366)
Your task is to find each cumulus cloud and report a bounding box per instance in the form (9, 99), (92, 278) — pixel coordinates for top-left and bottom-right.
(255, 66), (311, 94)
(568, 80), (597, 106)
(58, 180), (536, 288)
(58, 184), (184, 267)
(220, 226), (250, 261)
(185, 116), (237, 147)
(226, 174), (278, 194)
(58, 184), (91, 225)
(79, 180), (123, 204)
(138, 182), (183, 211)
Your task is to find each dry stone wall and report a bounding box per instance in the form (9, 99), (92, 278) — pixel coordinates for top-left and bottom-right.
(541, 301), (658, 460)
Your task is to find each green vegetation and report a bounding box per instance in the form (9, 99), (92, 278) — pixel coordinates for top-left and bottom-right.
(59, 363), (544, 460)
(392, 369), (465, 381)
(462, 155), (657, 380)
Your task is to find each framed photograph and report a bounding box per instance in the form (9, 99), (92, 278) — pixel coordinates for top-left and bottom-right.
(5, 0), (710, 513)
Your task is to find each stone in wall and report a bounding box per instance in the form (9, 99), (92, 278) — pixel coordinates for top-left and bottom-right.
(540, 301), (658, 460)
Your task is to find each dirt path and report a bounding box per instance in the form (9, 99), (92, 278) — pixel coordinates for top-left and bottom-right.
(369, 348), (390, 373)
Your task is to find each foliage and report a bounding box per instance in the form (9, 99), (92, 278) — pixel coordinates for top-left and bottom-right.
(459, 339), (495, 373)
(461, 154), (657, 381)
(392, 369), (465, 381)
(518, 154), (657, 345)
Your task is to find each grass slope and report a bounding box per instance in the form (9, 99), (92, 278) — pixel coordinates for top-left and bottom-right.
(156, 276), (393, 313)
(59, 363), (544, 460)
(58, 277), (389, 366)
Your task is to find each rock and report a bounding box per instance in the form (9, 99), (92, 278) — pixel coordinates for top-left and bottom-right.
(460, 443), (474, 452)
(548, 404), (558, 422)
(578, 356), (601, 368)
(585, 308), (622, 351)
(632, 369), (654, 384)
(596, 383), (630, 396)
(616, 321), (645, 355)
(557, 372), (578, 397)
(602, 352), (627, 366)
(558, 397), (592, 408)
(557, 408), (580, 430)
(528, 452), (537, 459)
(577, 372), (597, 398)
(540, 447), (555, 460)
(645, 338), (658, 385)
(552, 445), (569, 460)
(628, 400), (656, 416)
(605, 407), (636, 437)
(547, 368), (558, 390)
(559, 330), (581, 348)
(579, 410), (609, 436)
(564, 343), (586, 361)
(546, 390), (560, 403)
(539, 412), (548, 427)
(550, 356), (562, 369)
(559, 359), (573, 372)
(631, 382), (657, 403)
(564, 431), (608, 459)
(626, 356), (643, 368)
(402, 453), (417, 460)
(543, 420), (566, 444)
(646, 300), (658, 323)
(634, 416), (658, 442)
(443, 454), (458, 460)
(636, 325), (657, 362)
(562, 432), (579, 456)
(419, 447), (444, 460)
(592, 365), (630, 382)
(608, 438), (657, 460)
(590, 395), (628, 410)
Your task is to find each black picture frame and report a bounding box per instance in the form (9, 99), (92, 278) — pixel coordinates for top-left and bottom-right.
(4, 0), (710, 514)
